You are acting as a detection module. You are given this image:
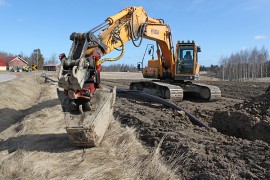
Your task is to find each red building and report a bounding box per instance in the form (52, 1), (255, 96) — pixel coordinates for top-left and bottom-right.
(9, 56), (28, 69)
(0, 56), (28, 71)
(0, 57), (10, 70)
(0, 61), (6, 70)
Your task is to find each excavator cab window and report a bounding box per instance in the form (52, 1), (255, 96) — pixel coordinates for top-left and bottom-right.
(176, 47), (194, 74)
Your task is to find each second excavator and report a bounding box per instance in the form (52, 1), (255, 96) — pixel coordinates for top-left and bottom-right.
(57, 6), (221, 147)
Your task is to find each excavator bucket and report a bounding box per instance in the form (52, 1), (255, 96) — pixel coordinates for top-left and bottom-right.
(57, 87), (116, 147)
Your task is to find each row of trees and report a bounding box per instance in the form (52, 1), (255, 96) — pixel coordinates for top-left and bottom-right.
(0, 51), (14, 58)
(218, 47), (270, 81)
(102, 64), (138, 72)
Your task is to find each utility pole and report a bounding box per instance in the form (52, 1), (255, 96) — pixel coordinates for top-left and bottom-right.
(36, 50), (39, 68)
(34, 49), (39, 83)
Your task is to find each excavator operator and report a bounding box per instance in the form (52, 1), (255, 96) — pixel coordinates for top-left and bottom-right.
(184, 51), (192, 64)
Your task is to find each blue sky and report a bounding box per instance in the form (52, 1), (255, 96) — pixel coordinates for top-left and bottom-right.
(0, 0), (269, 66)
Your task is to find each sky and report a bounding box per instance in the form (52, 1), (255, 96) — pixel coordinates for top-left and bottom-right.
(0, 0), (269, 66)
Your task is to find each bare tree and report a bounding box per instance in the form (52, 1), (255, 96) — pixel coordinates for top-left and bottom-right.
(46, 53), (59, 64)
(219, 47), (269, 81)
(0, 51), (14, 58)
(102, 64), (138, 72)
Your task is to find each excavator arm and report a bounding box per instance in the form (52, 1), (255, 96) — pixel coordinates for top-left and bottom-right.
(58, 6), (175, 94)
(57, 6), (177, 147)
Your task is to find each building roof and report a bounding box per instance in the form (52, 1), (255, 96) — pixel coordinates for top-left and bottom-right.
(0, 56), (28, 65)
(9, 56), (28, 64)
(0, 59), (5, 64)
(0, 62), (6, 66)
(0, 56), (16, 64)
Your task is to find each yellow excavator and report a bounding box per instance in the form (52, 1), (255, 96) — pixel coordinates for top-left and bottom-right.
(131, 40), (221, 101)
(57, 6), (221, 147)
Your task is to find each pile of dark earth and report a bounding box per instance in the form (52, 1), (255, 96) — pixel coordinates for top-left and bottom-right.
(111, 80), (270, 179)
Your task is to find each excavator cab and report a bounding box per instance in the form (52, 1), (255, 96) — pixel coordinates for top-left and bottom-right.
(175, 41), (200, 80)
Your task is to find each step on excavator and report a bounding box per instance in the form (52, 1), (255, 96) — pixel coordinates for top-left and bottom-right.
(57, 6), (221, 147)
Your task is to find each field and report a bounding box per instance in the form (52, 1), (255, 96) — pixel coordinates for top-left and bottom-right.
(0, 72), (269, 179)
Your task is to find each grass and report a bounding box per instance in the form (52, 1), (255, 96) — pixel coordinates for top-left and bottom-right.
(0, 73), (179, 179)
(0, 119), (179, 179)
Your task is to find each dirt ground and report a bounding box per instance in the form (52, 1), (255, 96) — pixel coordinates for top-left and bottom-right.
(0, 72), (270, 179)
(102, 77), (270, 179)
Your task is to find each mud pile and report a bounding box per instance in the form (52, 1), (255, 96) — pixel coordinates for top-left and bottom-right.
(104, 79), (270, 179)
(114, 93), (270, 179)
(212, 90), (270, 143)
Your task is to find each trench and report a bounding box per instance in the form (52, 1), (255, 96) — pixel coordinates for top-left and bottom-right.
(210, 110), (270, 143)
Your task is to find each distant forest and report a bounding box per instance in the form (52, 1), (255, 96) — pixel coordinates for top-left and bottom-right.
(101, 64), (138, 72)
(216, 47), (270, 81)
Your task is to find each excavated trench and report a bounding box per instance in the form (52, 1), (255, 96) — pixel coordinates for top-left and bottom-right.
(210, 89), (270, 143)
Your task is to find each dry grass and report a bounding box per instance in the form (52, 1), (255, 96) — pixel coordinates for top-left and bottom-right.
(0, 120), (179, 180)
(0, 73), (179, 179)
(99, 120), (179, 180)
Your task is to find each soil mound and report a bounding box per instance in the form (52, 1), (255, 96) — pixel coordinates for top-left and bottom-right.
(114, 94), (270, 179)
(212, 90), (270, 143)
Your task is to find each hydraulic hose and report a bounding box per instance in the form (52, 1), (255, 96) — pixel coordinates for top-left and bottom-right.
(129, 11), (146, 47)
(116, 89), (210, 129)
(100, 34), (125, 64)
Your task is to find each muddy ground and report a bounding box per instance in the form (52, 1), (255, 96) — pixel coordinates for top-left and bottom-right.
(103, 78), (270, 179)
(0, 72), (269, 179)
